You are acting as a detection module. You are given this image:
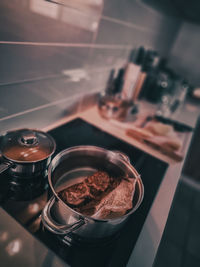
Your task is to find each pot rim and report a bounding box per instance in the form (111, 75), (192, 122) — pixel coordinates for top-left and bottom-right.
(48, 145), (144, 222)
(1, 129), (56, 164)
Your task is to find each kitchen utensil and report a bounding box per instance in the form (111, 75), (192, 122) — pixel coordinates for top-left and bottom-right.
(42, 146), (144, 239)
(0, 128), (56, 177)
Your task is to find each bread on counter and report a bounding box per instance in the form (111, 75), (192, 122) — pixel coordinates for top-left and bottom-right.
(144, 121), (173, 136)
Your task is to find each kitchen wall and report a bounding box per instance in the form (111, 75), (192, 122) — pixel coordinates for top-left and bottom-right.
(0, 0), (181, 132)
(169, 22), (200, 87)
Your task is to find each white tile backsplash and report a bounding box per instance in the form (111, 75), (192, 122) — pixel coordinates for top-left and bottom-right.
(0, 0), (182, 131)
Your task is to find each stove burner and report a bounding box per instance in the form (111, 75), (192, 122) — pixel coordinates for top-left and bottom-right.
(0, 118), (168, 267)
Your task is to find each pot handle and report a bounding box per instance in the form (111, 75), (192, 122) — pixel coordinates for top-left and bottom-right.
(0, 161), (13, 174)
(112, 150), (142, 181)
(112, 150), (130, 163)
(42, 196), (86, 235)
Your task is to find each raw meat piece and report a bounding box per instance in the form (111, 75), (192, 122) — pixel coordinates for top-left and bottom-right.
(58, 171), (136, 219)
(58, 171), (112, 206)
(59, 182), (91, 206)
(76, 176), (121, 216)
(85, 171), (110, 197)
(93, 178), (136, 219)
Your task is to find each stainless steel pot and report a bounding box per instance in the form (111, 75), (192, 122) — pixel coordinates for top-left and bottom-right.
(42, 146), (144, 239)
(0, 128), (56, 177)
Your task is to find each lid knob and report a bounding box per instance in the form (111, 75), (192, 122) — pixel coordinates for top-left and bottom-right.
(20, 132), (38, 146)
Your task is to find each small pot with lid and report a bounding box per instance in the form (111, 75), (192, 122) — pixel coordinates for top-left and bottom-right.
(0, 128), (56, 177)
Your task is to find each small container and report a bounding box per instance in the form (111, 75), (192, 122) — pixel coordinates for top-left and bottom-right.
(98, 94), (133, 120)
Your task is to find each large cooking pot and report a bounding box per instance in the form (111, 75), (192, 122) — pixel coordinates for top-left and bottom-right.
(0, 128), (56, 177)
(42, 146), (144, 240)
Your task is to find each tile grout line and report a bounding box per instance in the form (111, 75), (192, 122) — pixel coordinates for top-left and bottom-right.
(0, 88), (102, 122)
(135, 0), (167, 17)
(101, 15), (157, 34)
(0, 74), (63, 87)
(0, 65), (122, 87)
(26, 0), (160, 34)
(0, 41), (133, 49)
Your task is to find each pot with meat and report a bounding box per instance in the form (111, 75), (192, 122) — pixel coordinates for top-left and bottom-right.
(42, 146), (144, 239)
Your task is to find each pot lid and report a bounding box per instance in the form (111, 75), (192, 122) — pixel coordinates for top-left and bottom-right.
(0, 129), (56, 163)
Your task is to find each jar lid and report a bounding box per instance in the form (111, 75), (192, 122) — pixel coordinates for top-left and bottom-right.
(1, 129), (56, 163)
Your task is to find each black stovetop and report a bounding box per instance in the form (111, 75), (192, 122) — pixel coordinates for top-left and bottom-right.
(0, 118), (168, 267)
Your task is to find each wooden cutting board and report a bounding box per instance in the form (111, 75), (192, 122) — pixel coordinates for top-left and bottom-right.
(109, 116), (191, 162)
(126, 128), (184, 161)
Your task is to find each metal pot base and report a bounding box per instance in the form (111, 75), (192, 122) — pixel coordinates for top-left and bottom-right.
(42, 223), (121, 248)
(5, 173), (48, 201)
(62, 231), (121, 248)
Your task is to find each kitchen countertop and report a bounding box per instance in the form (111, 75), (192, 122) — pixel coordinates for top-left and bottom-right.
(0, 103), (197, 267)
